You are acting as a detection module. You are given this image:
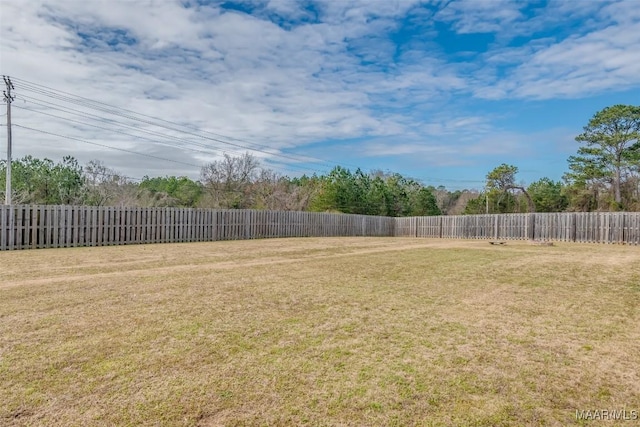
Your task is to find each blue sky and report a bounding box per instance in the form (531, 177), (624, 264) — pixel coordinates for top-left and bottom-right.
(1, 0), (639, 190)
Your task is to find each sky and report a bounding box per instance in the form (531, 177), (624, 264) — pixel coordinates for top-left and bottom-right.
(1, 0), (639, 190)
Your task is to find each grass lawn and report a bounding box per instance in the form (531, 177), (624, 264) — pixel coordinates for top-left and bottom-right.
(1, 237), (639, 426)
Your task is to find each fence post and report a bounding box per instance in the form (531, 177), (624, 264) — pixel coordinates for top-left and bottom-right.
(528, 213), (535, 240)
(245, 210), (251, 239)
(9, 205), (15, 250)
(0, 205), (5, 251)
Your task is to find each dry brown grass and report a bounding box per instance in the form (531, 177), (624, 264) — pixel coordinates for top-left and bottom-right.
(1, 237), (639, 426)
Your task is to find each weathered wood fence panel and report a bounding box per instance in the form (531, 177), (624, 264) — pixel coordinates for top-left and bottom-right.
(2, 206), (640, 251)
(0, 206), (397, 250)
(395, 212), (640, 244)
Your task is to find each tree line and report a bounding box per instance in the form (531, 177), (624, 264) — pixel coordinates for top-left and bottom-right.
(0, 153), (450, 216)
(1, 104), (638, 214)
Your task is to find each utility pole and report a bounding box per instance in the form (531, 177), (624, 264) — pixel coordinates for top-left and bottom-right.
(3, 75), (14, 205)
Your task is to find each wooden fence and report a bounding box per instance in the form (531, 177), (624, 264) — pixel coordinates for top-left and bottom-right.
(2, 206), (640, 250)
(0, 205), (395, 250)
(395, 212), (640, 244)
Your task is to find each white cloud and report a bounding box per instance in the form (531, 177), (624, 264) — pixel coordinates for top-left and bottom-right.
(0, 0), (638, 184)
(434, 0), (605, 39)
(1, 0), (465, 179)
(471, 1), (640, 100)
(435, 0), (525, 34)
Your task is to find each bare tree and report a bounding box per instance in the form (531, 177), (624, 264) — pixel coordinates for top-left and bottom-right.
(252, 169), (314, 211)
(200, 153), (260, 208)
(84, 160), (140, 207)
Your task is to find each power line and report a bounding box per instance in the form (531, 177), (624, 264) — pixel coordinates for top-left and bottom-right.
(85, 169), (144, 183)
(11, 77), (350, 170)
(13, 123), (201, 169)
(14, 77), (369, 171)
(12, 90), (332, 177)
(12, 97), (328, 177)
(14, 104), (216, 156)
